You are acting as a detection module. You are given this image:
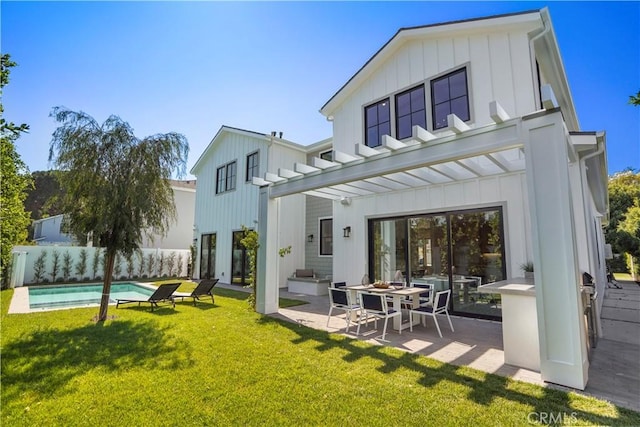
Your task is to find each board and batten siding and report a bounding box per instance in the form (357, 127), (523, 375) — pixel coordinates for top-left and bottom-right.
(304, 195), (333, 280)
(332, 171), (531, 287)
(193, 131), (308, 284)
(193, 132), (265, 282)
(330, 26), (538, 154)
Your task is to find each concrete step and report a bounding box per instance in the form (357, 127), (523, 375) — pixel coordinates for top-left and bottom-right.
(603, 298), (640, 310)
(601, 305), (640, 323)
(600, 318), (640, 345)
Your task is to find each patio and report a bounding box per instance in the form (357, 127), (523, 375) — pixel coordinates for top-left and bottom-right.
(247, 281), (640, 412)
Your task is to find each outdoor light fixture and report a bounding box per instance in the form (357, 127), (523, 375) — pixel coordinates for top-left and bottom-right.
(343, 226), (351, 238)
(307, 234), (314, 243)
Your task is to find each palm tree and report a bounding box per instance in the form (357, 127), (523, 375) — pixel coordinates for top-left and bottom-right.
(49, 107), (188, 321)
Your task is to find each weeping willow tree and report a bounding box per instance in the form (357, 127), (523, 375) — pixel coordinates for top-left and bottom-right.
(49, 107), (188, 321)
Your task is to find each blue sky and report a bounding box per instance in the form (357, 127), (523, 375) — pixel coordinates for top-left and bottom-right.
(3, 1), (639, 179)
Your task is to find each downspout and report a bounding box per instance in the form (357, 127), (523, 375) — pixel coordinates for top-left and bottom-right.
(528, 9), (551, 110)
(579, 134), (606, 339)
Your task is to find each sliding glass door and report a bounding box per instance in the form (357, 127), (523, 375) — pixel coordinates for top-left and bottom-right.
(368, 207), (504, 319)
(200, 233), (216, 279)
(449, 210), (504, 317)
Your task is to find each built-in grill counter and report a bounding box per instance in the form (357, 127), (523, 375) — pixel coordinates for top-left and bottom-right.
(478, 277), (540, 371)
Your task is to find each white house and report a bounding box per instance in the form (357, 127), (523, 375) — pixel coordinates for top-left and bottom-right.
(140, 179), (197, 250)
(190, 126), (328, 287)
(32, 214), (76, 245)
(253, 8), (608, 391)
(30, 180), (196, 251)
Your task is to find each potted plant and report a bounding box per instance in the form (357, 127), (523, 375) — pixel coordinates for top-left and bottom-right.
(520, 261), (534, 279)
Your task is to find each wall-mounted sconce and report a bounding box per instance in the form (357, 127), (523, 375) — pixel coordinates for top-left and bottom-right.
(307, 234), (314, 243)
(343, 226), (351, 238)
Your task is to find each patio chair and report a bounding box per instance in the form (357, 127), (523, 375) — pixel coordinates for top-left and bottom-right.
(327, 287), (360, 332)
(331, 281), (347, 288)
(115, 282), (181, 312)
(356, 291), (401, 341)
(402, 283), (433, 310)
(174, 279), (219, 306)
(409, 289), (454, 338)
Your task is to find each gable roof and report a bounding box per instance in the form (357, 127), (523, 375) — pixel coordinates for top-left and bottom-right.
(319, 8), (577, 129)
(190, 125), (308, 175)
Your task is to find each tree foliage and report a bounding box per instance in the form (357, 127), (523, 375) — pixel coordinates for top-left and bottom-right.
(48, 107), (188, 320)
(240, 225), (259, 310)
(24, 170), (65, 221)
(0, 54), (32, 288)
(630, 90), (640, 106)
(605, 169), (640, 274)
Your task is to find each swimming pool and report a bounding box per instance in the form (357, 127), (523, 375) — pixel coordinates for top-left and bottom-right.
(28, 282), (155, 310)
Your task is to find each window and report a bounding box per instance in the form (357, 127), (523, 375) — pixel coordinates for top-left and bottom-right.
(246, 151), (259, 182)
(216, 166), (226, 194)
(216, 161), (237, 194)
(364, 98), (390, 148)
(431, 68), (470, 130)
(395, 85), (426, 140)
(319, 218), (333, 256)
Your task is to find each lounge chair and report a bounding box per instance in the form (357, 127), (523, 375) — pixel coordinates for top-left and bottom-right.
(115, 282), (181, 312)
(174, 279), (219, 306)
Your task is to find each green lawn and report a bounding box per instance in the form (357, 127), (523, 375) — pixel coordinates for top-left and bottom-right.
(2, 284), (639, 426)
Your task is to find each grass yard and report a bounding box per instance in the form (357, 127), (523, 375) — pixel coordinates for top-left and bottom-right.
(2, 283), (639, 426)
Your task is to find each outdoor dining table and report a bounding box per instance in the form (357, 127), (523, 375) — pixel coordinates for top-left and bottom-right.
(345, 285), (427, 331)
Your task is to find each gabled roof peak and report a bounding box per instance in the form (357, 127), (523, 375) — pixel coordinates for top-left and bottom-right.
(320, 9), (543, 116)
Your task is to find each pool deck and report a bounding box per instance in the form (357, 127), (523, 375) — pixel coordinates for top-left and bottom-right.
(8, 282), (158, 314)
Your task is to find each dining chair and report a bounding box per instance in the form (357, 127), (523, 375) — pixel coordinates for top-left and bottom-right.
(402, 282), (433, 310)
(356, 291), (401, 341)
(327, 287), (360, 332)
(408, 289), (454, 338)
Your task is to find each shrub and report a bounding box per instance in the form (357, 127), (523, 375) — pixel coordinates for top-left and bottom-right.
(33, 250), (47, 283)
(158, 253), (166, 277)
(125, 252), (135, 278)
(113, 253), (123, 279)
(91, 249), (102, 280)
(50, 250), (60, 282)
(177, 253), (184, 277)
(146, 253), (156, 277)
(62, 251), (72, 281)
(75, 249), (88, 279)
(136, 250), (145, 277)
(167, 252), (177, 277)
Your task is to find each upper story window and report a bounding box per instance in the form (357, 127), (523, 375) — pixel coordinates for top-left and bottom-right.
(216, 160), (237, 194)
(364, 98), (390, 148)
(395, 85), (426, 140)
(319, 217), (333, 256)
(246, 151), (259, 182)
(431, 67), (469, 130)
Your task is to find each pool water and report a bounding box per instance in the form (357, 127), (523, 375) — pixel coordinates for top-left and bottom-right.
(29, 283), (155, 310)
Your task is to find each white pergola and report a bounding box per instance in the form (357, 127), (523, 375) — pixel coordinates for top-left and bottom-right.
(254, 101), (524, 201)
(254, 98), (606, 390)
